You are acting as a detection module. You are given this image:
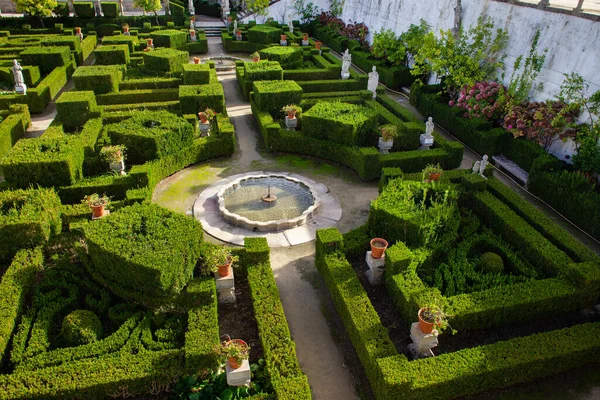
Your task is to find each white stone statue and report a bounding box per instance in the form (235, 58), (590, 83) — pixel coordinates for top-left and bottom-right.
(479, 154), (489, 175)
(233, 20), (238, 33)
(93, 0), (102, 16)
(12, 59), (26, 94)
(472, 161), (481, 174)
(419, 117), (435, 150)
(341, 49), (351, 80)
(367, 66), (378, 99)
(425, 117), (434, 136)
(288, 21), (294, 34)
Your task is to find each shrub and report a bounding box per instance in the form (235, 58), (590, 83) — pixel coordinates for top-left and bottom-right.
(60, 310), (104, 347)
(20, 46), (72, 74)
(27, 65), (74, 113)
(179, 84), (225, 114)
(239, 61), (284, 99)
(55, 91), (100, 130)
(182, 63), (210, 85)
(151, 29), (188, 49)
(100, 2), (120, 17)
(1, 136), (84, 188)
(101, 35), (139, 53)
(248, 25), (281, 44)
(0, 110), (30, 161)
(303, 101), (378, 147)
(83, 203), (203, 307)
(72, 65), (123, 94)
(0, 189), (62, 262)
(94, 44), (130, 65)
(73, 2), (95, 17)
(106, 110), (194, 164)
(477, 252), (504, 274)
(143, 48), (189, 73)
(258, 46), (302, 69)
(253, 80), (302, 117)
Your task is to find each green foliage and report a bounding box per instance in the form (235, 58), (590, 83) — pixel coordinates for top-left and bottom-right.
(60, 310), (104, 346)
(150, 29), (188, 49)
(412, 17), (509, 99)
(303, 101), (379, 146)
(55, 91), (99, 130)
(134, 0), (162, 14)
(83, 202), (203, 307)
(100, 2), (120, 17)
(94, 44), (130, 65)
(182, 63), (210, 85)
(179, 83), (225, 114)
(0, 109), (30, 162)
(247, 0), (271, 17)
(248, 25), (281, 44)
(371, 28), (405, 66)
(14, 0), (58, 18)
(101, 35), (139, 53)
(106, 110), (194, 164)
(143, 48), (189, 73)
(20, 46), (71, 74)
(258, 46), (303, 69)
(28, 65), (74, 113)
(1, 135), (84, 188)
(72, 65), (123, 94)
(239, 61), (284, 99)
(253, 80), (302, 117)
(0, 189), (61, 262)
(478, 251), (504, 274)
(73, 2), (95, 17)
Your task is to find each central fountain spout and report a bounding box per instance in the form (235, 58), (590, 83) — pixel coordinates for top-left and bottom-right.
(261, 184), (277, 203)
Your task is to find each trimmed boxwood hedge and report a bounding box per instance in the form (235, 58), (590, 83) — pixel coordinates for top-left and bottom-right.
(55, 90), (100, 130)
(143, 48), (189, 73)
(72, 65), (123, 94)
(0, 188), (62, 262)
(247, 25), (281, 44)
(0, 106), (30, 161)
(100, 2), (120, 17)
(253, 79), (302, 118)
(94, 44), (130, 65)
(182, 63), (210, 85)
(150, 29), (188, 49)
(1, 135), (84, 188)
(258, 46), (302, 69)
(101, 35), (138, 53)
(73, 2), (95, 18)
(106, 110), (194, 165)
(179, 83), (225, 114)
(20, 46), (72, 74)
(83, 202), (203, 307)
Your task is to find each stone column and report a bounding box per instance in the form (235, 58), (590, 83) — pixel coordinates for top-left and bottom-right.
(188, 0), (195, 15)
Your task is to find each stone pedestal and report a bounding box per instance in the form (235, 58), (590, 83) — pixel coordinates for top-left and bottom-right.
(419, 133), (434, 150)
(14, 84), (26, 95)
(365, 251), (385, 285)
(407, 322), (438, 359)
(123, 31), (130, 36)
(236, 34), (242, 41)
(215, 269), (236, 304)
(378, 138), (393, 155)
(190, 32), (197, 42)
(76, 33), (84, 41)
(280, 40), (287, 46)
(199, 121), (211, 137)
(341, 71), (350, 80)
(285, 116), (297, 130)
(302, 39), (309, 46)
(109, 159), (126, 175)
(225, 359), (251, 386)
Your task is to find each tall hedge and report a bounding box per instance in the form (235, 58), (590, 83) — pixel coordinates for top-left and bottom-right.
(20, 46), (72, 74)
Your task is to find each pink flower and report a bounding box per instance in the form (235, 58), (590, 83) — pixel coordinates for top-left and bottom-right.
(475, 94), (482, 101)
(469, 89), (475, 95)
(508, 125), (513, 129)
(449, 100), (455, 107)
(466, 95), (472, 100)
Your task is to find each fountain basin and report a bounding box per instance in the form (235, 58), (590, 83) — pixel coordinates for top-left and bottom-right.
(217, 174), (320, 232)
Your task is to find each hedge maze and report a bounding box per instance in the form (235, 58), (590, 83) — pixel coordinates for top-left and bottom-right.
(315, 169), (600, 400)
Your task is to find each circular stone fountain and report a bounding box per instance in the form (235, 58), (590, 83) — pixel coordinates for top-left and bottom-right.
(218, 174), (320, 232)
(193, 172), (342, 247)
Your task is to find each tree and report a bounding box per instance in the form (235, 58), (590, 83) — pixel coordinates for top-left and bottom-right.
(411, 17), (509, 99)
(292, 0), (322, 24)
(134, 0), (162, 25)
(398, 19), (430, 67)
(13, 0), (58, 28)
(371, 29), (405, 66)
(247, 0), (270, 18)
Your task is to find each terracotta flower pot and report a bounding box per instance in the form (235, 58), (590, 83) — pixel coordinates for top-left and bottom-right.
(226, 339), (248, 369)
(287, 110), (296, 119)
(370, 238), (388, 259)
(280, 34), (286, 40)
(253, 57), (260, 62)
(193, 57), (200, 64)
(198, 113), (208, 123)
(124, 27), (129, 33)
(217, 258), (233, 276)
(90, 204), (105, 218)
(429, 172), (442, 181)
(418, 308), (435, 334)
(315, 41), (322, 49)
(147, 38), (153, 46)
(303, 34), (308, 40)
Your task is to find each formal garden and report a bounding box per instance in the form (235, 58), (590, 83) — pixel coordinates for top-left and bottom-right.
(0, 0), (598, 399)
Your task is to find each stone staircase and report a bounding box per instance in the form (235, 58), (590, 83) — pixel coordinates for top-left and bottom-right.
(197, 24), (225, 37)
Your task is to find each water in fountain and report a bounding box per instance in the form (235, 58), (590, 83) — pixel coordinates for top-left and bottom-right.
(223, 177), (315, 222)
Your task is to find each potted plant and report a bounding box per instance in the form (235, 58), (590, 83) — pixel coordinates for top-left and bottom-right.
(370, 238), (388, 259)
(74, 27), (81, 34)
(100, 145), (126, 175)
(204, 246), (240, 277)
(422, 163), (443, 182)
(198, 108), (216, 124)
(122, 23), (129, 33)
(417, 303), (455, 335)
(251, 51), (260, 62)
(193, 56), (200, 64)
(378, 124), (398, 154)
(315, 41), (322, 50)
(219, 339), (250, 369)
(82, 193), (110, 218)
(281, 104), (298, 119)
(303, 33), (308, 41)
(147, 38), (153, 48)
(280, 34), (287, 41)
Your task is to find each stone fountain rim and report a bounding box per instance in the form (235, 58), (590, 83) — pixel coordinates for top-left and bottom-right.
(216, 173), (321, 232)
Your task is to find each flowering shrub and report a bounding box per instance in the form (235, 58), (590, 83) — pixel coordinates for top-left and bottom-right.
(341, 21), (369, 47)
(503, 101), (579, 150)
(318, 11), (344, 33)
(452, 81), (504, 121)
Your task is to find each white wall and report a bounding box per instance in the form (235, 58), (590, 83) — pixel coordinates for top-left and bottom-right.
(240, 0), (330, 24)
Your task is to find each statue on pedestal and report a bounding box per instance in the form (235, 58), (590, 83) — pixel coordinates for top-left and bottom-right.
(12, 59), (26, 94)
(479, 154), (489, 175)
(233, 20), (238, 33)
(367, 66), (378, 99)
(288, 21), (294, 34)
(341, 49), (351, 80)
(419, 117), (435, 150)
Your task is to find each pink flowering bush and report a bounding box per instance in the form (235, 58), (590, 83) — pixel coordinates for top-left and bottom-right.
(451, 81), (504, 121)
